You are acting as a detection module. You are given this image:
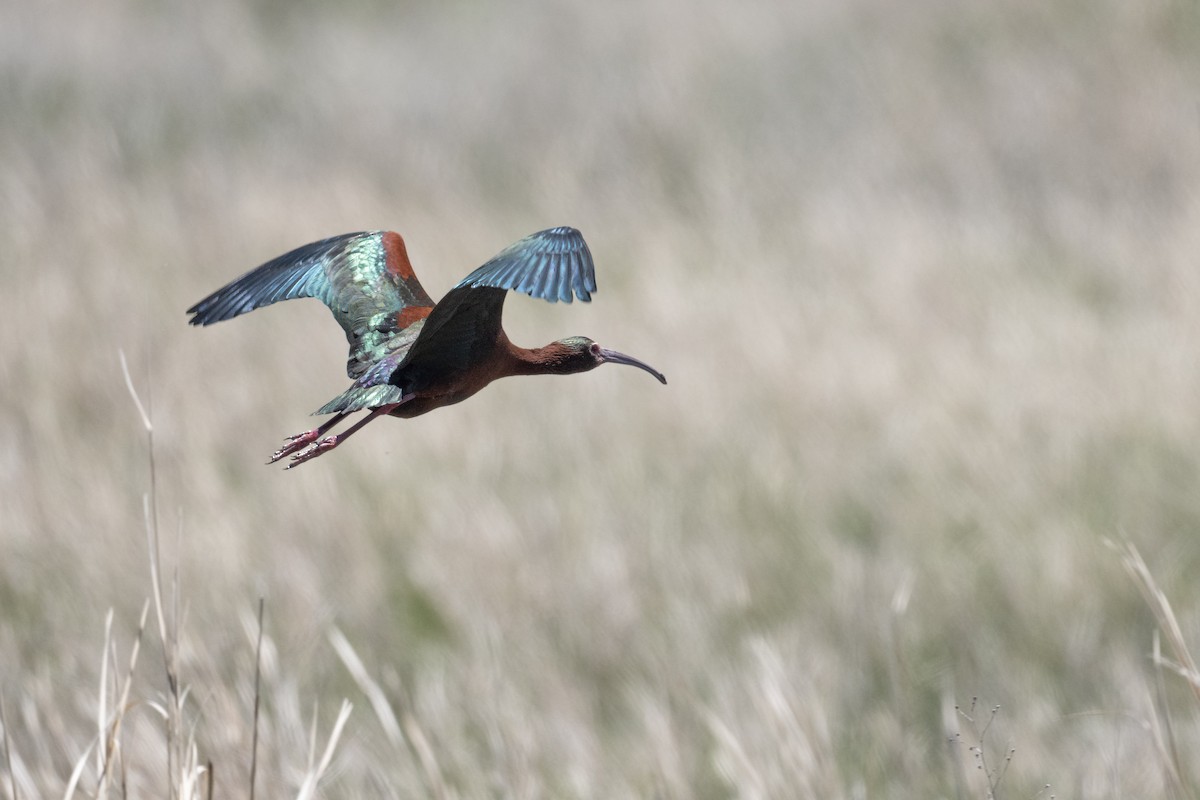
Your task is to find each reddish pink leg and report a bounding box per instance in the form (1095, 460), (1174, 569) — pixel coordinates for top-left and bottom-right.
(268, 412), (351, 464)
(284, 402), (404, 470)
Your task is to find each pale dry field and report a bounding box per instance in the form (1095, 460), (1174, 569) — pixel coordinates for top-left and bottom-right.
(3, 0), (1200, 797)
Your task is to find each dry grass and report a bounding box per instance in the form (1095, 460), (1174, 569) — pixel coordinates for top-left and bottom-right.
(3, 0), (1200, 796)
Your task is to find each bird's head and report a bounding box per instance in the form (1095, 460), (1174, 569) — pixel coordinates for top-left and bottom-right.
(550, 336), (667, 384)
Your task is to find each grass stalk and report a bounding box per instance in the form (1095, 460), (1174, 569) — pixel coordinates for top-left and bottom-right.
(1113, 540), (1200, 797)
(249, 598), (264, 800)
(329, 628), (449, 799)
(295, 701), (352, 800)
(1, 696), (18, 800)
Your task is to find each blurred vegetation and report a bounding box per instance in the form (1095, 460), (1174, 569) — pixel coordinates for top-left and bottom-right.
(3, 0), (1200, 797)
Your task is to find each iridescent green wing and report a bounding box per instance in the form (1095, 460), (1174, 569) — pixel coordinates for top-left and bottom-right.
(187, 231), (435, 379)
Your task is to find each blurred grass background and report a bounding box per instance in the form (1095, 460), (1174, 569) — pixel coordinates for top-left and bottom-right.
(3, 0), (1200, 796)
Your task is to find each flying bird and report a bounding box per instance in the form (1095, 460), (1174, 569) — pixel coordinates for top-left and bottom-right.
(187, 227), (666, 468)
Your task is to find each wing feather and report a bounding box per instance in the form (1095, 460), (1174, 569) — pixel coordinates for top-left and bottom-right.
(187, 231), (435, 379)
(453, 226), (595, 303)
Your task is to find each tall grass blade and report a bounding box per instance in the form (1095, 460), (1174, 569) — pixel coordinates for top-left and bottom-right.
(295, 701), (352, 800)
(1, 696), (18, 800)
(250, 598), (264, 800)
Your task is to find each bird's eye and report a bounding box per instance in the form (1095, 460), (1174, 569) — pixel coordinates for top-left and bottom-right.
(589, 343), (601, 356)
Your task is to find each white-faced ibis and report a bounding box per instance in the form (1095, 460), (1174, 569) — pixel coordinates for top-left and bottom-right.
(187, 227), (666, 468)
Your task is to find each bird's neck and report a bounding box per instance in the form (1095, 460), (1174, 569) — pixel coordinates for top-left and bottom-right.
(502, 338), (579, 377)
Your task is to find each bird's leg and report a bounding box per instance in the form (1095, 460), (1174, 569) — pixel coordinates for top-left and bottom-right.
(284, 401), (405, 470)
(268, 412), (352, 464)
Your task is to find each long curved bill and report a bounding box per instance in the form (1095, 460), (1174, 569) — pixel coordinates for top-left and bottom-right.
(598, 347), (667, 384)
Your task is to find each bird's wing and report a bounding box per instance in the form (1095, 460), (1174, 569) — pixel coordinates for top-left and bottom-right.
(392, 228), (597, 388)
(186, 231), (436, 379)
(453, 226), (596, 303)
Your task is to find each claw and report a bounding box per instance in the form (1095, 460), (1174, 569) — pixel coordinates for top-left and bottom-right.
(283, 435), (340, 470)
(269, 403), (403, 472)
(267, 428), (321, 463)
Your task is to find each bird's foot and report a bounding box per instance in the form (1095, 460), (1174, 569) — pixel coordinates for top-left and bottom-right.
(268, 429), (322, 464)
(283, 436), (341, 470)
